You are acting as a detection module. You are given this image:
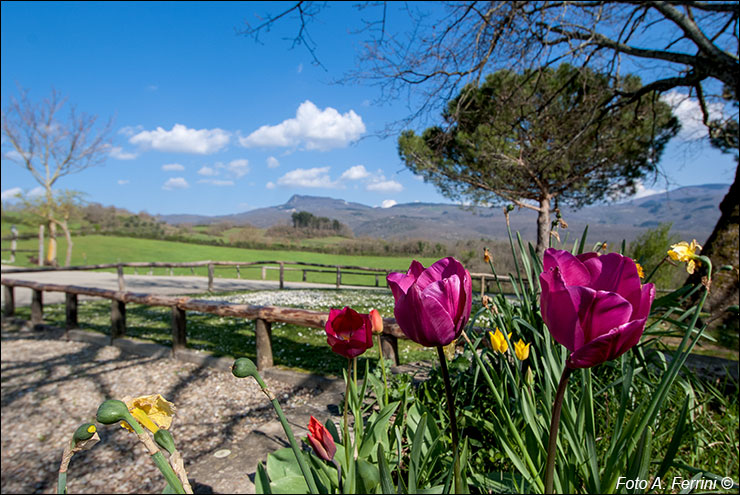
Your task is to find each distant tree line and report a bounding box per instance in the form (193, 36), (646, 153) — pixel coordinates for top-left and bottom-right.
(290, 211), (350, 234)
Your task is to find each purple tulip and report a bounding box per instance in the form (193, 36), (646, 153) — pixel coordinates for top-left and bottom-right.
(539, 248), (655, 368)
(387, 257), (473, 347)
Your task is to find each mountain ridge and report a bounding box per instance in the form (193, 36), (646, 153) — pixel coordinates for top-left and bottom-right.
(158, 184), (730, 244)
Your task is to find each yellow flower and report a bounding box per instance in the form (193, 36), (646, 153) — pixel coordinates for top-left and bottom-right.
(483, 248), (491, 263)
(635, 263), (645, 279)
(121, 394), (175, 433)
(489, 329), (512, 354)
(514, 339), (531, 361)
(668, 239), (702, 274)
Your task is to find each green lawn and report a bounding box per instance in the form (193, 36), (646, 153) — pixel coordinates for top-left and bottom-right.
(1, 234), (441, 286)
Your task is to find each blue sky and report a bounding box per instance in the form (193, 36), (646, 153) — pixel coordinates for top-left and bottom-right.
(1, 1), (736, 216)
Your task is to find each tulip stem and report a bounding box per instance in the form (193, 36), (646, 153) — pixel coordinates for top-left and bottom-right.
(344, 358), (353, 493)
(376, 334), (389, 405)
(437, 345), (462, 494)
(545, 366), (573, 494)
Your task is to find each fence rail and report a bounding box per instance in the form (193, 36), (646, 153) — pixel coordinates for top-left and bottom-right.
(1, 277), (404, 370)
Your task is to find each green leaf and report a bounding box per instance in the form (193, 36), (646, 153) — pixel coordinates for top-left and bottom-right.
(161, 482), (176, 494)
(270, 475), (310, 494)
(255, 462), (272, 494)
(267, 447), (303, 480)
(377, 443), (395, 494)
(656, 394), (690, 479)
(359, 401), (399, 458)
(408, 413), (428, 493)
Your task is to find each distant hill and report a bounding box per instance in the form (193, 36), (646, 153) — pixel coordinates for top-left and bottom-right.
(157, 184), (730, 245)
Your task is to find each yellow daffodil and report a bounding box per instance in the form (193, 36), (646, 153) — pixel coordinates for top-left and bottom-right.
(483, 248), (491, 263)
(668, 239), (702, 274)
(514, 339), (531, 361)
(635, 263), (645, 279)
(489, 329), (512, 354)
(121, 394), (175, 433)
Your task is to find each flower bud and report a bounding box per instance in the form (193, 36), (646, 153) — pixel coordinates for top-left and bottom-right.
(369, 308), (383, 334)
(154, 429), (176, 455)
(232, 357), (258, 379)
(72, 423), (97, 444)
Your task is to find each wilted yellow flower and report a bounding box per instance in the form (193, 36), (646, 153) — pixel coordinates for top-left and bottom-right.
(668, 239), (702, 274)
(121, 394), (175, 433)
(483, 248), (491, 263)
(635, 263), (645, 279)
(514, 339), (531, 361)
(489, 329), (512, 354)
(443, 339), (457, 361)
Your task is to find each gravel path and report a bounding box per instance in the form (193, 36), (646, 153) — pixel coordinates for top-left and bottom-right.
(0, 319), (318, 494)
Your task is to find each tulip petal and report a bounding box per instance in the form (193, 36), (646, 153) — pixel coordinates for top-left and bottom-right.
(566, 318), (646, 368)
(387, 260), (425, 299)
(633, 283), (656, 320)
(540, 267), (581, 351)
(544, 249), (592, 286)
(394, 285), (427, 346)
(579, 289), (632, 343)
(582, 253), (643, 310)
(420, 286), (457, 346)
(416, 257), (455, 290)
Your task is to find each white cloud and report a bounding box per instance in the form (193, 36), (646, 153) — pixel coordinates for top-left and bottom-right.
(109, 146), (138, 160)
(117, 179), (130, 185)
(239, 100), (365, 151)
(266, 156), (280, 168)
(3, 150), (26, 162)
(266, 181), (276, 190)
(629, 182), (667, 200)
(1, 187), (23, 201)
(198, 179), (235, 186)
(198, 166), (218, 176)
(130, 124), (230, 154)
(162, 163), (185, 172)
(381, 199), (397, 208)
(162, 177), (189, 190)
(225, 159), (249, 178)
(660, 91), (727, 141)
(29, 186), (45, 197)
(340, 165), (370, 181)
(367, 178), (403, 193)
(276, 166), (340, 188)
(118, 125), (143, 137)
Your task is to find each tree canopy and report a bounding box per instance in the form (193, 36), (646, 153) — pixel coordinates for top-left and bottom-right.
(398, 64), (679, 257)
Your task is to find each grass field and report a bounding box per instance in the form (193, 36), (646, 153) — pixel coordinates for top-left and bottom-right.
(1, 234), (442, 286)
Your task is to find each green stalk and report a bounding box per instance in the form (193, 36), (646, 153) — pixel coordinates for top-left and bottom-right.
(437, 345), (463, 494)
(344, 358), (354, 493)
(252, 373), (320, 495)
(57, 472), (67, 494)
(122, 412), (185, 494)
(544, 366), (573, 494)
(376, 334), (389, 405)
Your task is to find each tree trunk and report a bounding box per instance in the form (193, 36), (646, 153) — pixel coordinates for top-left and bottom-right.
(46, 219), (58, 266)
(686, 165), (739, 331)
(61, 220), (73, 267)
(536, 197), (552, 260)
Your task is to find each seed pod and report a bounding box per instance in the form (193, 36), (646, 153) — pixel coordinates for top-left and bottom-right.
(72, 423), (97, 444)
(154, 429), (176, 455)
(96, 399), (130, 424)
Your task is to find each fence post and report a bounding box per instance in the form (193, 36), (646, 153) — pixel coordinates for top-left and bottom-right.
(111, 299), (126, 341)
(38, 225), (44, 267)
(236, 265), (241, 279)
(261, 266), (267, 280)
(375, 274), (379, 287)
(148, 267), (153, 276)
(169, 267), (174, 276)
(255, 318), (273, 370)
(279, 262), (284, 290)
(336, 267), (341, 289)
(3, 285), (14, 316)
(171, 307), (187, 353)
(302, 269), (307, 282)
(31, 289), (43, 327)
(65, 293), (78, 331)
(380, 334), (399, 366)
(9, 226), (17, 263)
(118, 265), (125, 291)
(208, 263), (214, 291)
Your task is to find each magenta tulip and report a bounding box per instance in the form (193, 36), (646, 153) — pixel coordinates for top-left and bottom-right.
(387, 257), (473, 347)
(307, 416), (336, 462)
(539, 248), (655, 368)
(325, 306), (374, 359)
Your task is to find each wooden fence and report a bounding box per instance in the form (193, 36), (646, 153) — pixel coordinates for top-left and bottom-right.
(1, 277), (405, 370)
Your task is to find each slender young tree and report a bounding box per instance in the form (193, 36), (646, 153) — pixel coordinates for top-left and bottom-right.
(398, 64), (679, 258)
(1, 88), (111, 265)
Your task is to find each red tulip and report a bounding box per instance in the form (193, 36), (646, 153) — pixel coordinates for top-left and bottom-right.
(307, 416), (336, 462)
(325, 306), (374, 359)
(539, 248), (655, 368)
